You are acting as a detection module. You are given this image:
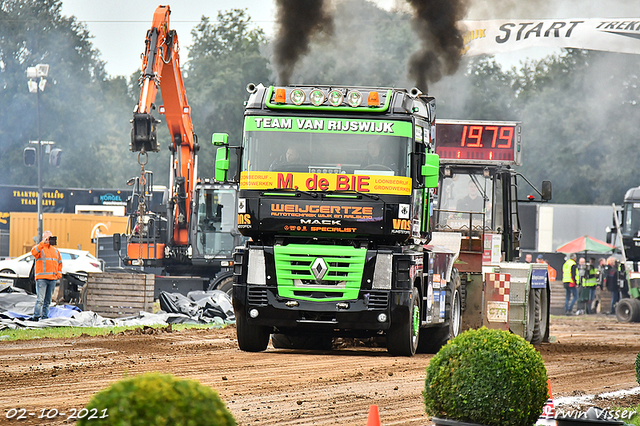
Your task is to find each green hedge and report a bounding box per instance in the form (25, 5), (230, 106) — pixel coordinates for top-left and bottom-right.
(423, 327), (548, 426)
(636, 351), (640, 386)
(77, 372), (236, 426)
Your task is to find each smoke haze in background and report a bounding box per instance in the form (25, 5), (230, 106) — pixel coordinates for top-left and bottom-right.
(466, 0), (637, 19)
(466, 0), (554, 20)
(405, 0), (469, 93)
(281, 0), (414, 88)
(273, 0), (334, 84)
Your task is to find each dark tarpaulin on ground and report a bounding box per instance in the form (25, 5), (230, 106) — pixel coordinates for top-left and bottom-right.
(158, 290), (235, 322)
(0, 284), (234, 331)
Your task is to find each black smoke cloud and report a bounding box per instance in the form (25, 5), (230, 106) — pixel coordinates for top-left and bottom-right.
(273, 0), (334, 85)
(406, 0), (470, 93)
(272, 0), (470, 91)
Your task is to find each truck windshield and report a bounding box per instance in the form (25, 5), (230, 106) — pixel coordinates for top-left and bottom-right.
(195, 188), (236, 256)
(242, 130), (411, 177)
(622, 202), (640, 236)
(435, 172), (497, 234)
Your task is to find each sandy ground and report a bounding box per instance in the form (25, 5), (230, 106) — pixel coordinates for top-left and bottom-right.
(1, 315), (639, 426)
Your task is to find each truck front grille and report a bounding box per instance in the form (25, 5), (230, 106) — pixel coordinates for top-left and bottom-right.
(273, 244), (366, 301)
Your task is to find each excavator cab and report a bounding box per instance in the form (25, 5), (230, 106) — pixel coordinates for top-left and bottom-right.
(193, 186), (237, 257)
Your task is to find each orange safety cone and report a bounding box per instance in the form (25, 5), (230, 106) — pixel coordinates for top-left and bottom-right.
(536, 379), (556, 426)
(367, 404), (381, 426)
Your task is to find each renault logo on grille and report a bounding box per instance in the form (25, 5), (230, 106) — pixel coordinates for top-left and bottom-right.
(311, 257), (328, 281)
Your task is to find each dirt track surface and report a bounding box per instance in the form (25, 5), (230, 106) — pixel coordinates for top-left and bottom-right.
(1, 316), (639, 426)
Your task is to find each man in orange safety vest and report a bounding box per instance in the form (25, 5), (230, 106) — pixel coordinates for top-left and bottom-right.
(31, 230), (62, 321)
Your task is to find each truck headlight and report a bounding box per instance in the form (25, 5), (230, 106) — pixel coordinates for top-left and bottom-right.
(247, 248), (267, 285)
(290, 88), (305, 105)
(309, 89), (325, 106)
(373, 253), (392, 289)
(347, 90), (363, 107)
(328, 90), (343, 106)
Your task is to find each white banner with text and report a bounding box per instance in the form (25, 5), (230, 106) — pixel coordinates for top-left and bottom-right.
(460, 19), (640, 56)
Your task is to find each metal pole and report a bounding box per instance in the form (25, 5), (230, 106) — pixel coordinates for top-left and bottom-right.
(36, 82), (43, 243)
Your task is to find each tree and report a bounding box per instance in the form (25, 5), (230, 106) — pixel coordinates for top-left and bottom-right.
(432, 56), (518, 121)
(433, 49), (640, 205)
(0, 0), (139, 189)
(514, 50), (640, 204)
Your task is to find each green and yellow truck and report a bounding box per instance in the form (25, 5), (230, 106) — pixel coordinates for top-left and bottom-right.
(214, 84), (550, 355)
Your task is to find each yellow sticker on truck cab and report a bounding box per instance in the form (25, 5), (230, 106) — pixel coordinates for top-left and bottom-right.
(240, 171), (412, 195)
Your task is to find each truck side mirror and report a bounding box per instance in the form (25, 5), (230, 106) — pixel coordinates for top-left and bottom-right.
(212, 133), (230, 182)
(421, 153), (440, 188)
(541, 180), (552, 201)
(215, 147), (229, 182)
(113, 233), (121, 252)
(212, 133), (229, 146)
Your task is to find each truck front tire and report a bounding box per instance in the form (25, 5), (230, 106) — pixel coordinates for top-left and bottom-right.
(387, 287), (420, 356)
(236, 313), (270, 352)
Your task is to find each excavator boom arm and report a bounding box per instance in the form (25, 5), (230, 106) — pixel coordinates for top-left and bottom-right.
(131, 5), (196, 247)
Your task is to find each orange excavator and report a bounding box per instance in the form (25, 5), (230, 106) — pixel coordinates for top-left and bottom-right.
(130, 5), (195, 247)
(121, 5), (242, 296)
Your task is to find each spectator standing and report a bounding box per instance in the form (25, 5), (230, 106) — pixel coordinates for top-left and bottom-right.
(604, 256), (621, 315)
(524, 253), (533, 263)
(577, 257), (587, 284)
(31, 230), (62, 321)
(593, 257), (608, 313)
(562, 253), (579, 315)
(537, 254), (558, 281)
(597, 258), (607, 288)
(576, 257), (588, 314)
(582, 258), (598, 314)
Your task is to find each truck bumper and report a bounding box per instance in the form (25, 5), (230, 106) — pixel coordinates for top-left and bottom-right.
(232, 284), (412, 334)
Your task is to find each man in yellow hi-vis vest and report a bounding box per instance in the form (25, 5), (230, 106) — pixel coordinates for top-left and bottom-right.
(562, 253), (579, 315)
(31, 230), (62, 321)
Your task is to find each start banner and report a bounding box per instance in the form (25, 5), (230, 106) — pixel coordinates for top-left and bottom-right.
(240, 171), (412, 195)
(460, 18), (640, 56)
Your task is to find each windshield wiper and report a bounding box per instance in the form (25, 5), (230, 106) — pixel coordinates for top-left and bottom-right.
(325, 190), (380, 201)
(261, 188), (318, 198)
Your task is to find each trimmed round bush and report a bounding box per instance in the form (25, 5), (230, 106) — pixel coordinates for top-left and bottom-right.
(77, 372), (236, 426)
(636, 351), (640, 386)
(423, 327), (548, 426)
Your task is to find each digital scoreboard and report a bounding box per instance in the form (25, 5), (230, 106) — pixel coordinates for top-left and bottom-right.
(435, 120), (521, 165)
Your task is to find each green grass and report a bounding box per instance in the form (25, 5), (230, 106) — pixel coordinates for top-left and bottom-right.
(623, 405), (640, 426)
(0, 323), (225, 342)
(608, 404), (640, 425)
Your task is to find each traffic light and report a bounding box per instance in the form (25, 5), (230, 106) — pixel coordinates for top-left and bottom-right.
(24, 147), (36, 166)
(49, 148), (62, 167)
